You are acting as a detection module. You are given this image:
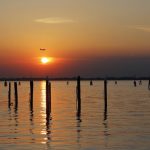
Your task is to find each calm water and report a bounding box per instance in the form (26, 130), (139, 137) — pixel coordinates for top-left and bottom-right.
(0, 81), (150, 150)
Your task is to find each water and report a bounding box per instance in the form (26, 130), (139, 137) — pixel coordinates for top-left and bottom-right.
(0, 81), (150, 150)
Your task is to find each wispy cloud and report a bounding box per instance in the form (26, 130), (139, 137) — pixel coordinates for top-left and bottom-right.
(129, 25), (150, 33)
(35, 17), (76, 24)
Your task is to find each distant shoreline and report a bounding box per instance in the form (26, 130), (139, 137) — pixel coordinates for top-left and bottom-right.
(0, 77), (150, 81)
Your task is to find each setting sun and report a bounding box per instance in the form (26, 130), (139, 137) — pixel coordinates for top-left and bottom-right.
(40, 57), (54, 64)
(41, 57), (49, 64)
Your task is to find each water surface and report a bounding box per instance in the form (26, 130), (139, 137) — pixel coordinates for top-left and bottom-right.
(0, 81), (150, 150)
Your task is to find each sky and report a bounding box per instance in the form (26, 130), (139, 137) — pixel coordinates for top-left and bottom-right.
(0, 0), (150, 77)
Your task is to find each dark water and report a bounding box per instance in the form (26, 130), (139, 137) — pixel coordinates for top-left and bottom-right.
(0, 81), (150, 150)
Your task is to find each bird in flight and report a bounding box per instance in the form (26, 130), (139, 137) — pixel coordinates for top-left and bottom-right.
(40, 48), (46, 51)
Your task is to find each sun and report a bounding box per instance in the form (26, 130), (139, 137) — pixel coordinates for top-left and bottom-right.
(41, 57), (50, 64)
(40, 57), (54, 64)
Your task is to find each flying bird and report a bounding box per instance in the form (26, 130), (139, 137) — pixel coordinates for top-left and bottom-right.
(40, 48), (46, 51)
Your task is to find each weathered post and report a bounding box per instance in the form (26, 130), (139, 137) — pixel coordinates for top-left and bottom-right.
(90, 80), (93, 86)
(4, 81), (7, 86)
(8, 82), (11, 107)
(148, 80), (150, 90)
(30, 80), (34, 109)
(49, 82), (51, 113)
(104, 79), (107, 113)
(134, 80), (137, 87)
(46, 80), (51, 116)
(14, 82), (18, 108)
(76, 76), (81, 116)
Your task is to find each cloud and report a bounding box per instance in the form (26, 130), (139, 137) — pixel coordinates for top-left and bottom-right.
(129, 25), (150, 33)
(35, 17), (76, 24)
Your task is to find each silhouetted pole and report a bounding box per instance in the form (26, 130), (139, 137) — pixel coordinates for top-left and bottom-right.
(134, 80), (137, 87)
(148, 80), (150, 90)
(19, 81), (21, 86)
(104, 80), (107, 113)
(49, 82), (51, 113)
(76, 76), (81, 115)
(90, 80), (93, 86)
(139, 80), (142, 85)
(14, 82), (18, 108)
(8, 82), (11, 107)
(4, 81), (7, 87)
(30, 80), (34, 109)
(46, 80), (51, 115)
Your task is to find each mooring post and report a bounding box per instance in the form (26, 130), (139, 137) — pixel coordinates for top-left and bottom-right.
(104, 79), (107, 113)
(134, 80), (137, 87)
(49, 82), (51, 113)
(46, 80), (49, 114)
(8, 82), (11, 107)
(14, 82), (18, 108)
(4, 81), (7, 87)
(76, 76), (81, 115)
(30, 80), (34, 108)
(46, 80), (51, 115)
(90, 80), (93, 86)
(148, 80), (150, 90)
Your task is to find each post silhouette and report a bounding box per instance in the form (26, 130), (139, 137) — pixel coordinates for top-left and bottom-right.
(46, 80), (51, 116)
(104, 80), (107, 113)
(76, 76), (81, 116)
(8, 82), (11, 107)
(30, 80), (34, 109)
(90, 80), (93, 86)
(14, 82), (18, 108)
(148, 80), (150, 90)
(49, 82), (51, 113)
(4, 81), (7, 86)
(134, 80), (137, 87)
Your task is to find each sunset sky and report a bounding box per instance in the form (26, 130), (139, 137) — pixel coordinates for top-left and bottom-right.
(0, 0), (150, 77)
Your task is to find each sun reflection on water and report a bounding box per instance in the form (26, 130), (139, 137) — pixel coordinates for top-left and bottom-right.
(41, 81), (46, 113)
(40, 81), (52, 146)
(40, 81), (47, 142)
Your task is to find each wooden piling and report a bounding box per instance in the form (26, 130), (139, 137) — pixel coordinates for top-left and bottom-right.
(104, 80), (107, 113)
(30, 80), (34, 108)
(46, 80), (51, 115)
(8, 82), (11, 107)
(14, 82), (18, 108)
(90, 80), (93, 86)
(76, 76), (81, 115)
(148, 80), (150, 90)
(134, 80), (137, 87)
(4, 81), (7, 87)
(49, 82), (51, 113)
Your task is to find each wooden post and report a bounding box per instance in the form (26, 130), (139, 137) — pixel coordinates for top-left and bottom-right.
(30, 80), (34, 109)
(49, 82), (51, 113)
(104, 80), (107, 113)
(148, 80), (150, 90)
(4, 81), (7, 86)
(14, 82), (18, 108)
(8, 82), (11, 107)
(18, 81), (21, 86)
(46, 80), (48, 114)
(46, 80), (51, 116)
(90, 80), (93, 86)
(76, 76), (81, 115)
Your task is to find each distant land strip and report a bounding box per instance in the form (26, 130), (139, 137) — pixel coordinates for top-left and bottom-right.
(0, 77), (150, 81)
